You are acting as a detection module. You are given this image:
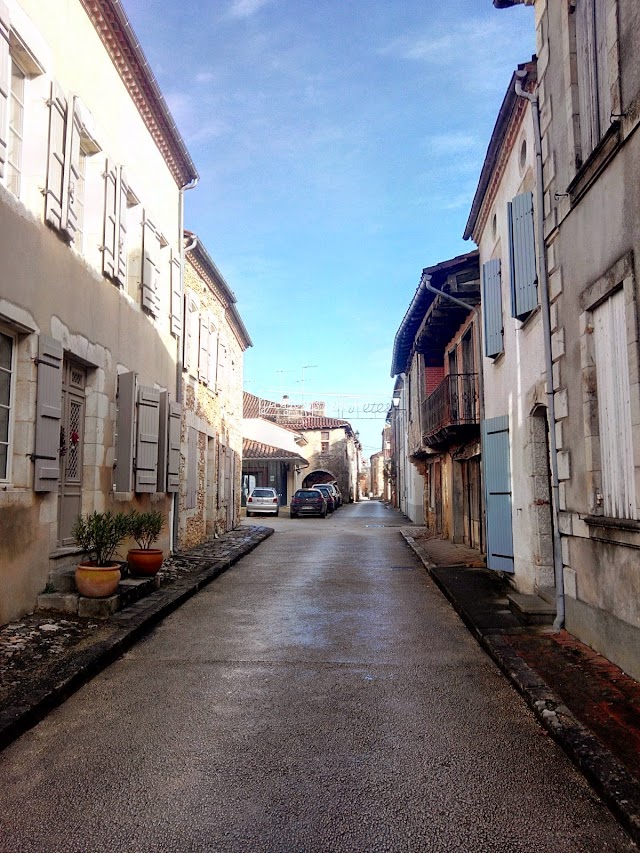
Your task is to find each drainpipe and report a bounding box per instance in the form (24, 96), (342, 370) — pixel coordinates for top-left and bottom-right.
(515, 69), (565, 630)
(171, 177), (199, 551)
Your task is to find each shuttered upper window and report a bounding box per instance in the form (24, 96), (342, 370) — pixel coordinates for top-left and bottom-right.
(482, 258), (504, 358)
(507, 192), (538, 320)
(0, 328), (15, 481)
(6, 58), (24, 197)
(575, 0), (611, 161)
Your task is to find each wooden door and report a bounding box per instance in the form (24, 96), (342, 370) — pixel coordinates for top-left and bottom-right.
(57, 360), (86, 546)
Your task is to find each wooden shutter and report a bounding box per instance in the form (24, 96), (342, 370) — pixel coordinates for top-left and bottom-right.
(593, 290), (636, 519)
(157, 391), (169, 492)
(0, 1), (10, 180)
(135, 385), (160, 492)
(186, 426), (197, 509)
(167, 400), (181, 493)
(33, 335), (63, 491)
(142, 218), (160, 316)
(208, 317), (218, 390)
(508, 192), (537, 319)
(594, 0), (610, 139)
(115, 167), (129, 286)
(102, 159), (117, 278)
(482, 259), (503, 358)
(482, 415), (514, 573)
(216, 340), (227, 390)
(114, 371), (135, 492)
(198, 314), (208, 383)
(62, 97), (82, 242)
(576, 0), (599, 158)
(170, 251), (182, 337)
(184, 292), (199, 377)
(45, 83), (67, 232)
(217, 441), (225, 507)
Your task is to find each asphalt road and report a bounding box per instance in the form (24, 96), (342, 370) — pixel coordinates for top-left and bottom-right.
(0, 501), (636, 852)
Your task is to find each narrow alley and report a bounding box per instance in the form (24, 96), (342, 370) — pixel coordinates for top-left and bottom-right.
(0, 502), (634, 852)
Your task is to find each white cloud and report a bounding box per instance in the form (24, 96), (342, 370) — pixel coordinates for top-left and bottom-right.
(227, 0), (272, 19)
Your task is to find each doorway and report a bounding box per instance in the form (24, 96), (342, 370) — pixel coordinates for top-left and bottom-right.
(57, 360), (87, 546)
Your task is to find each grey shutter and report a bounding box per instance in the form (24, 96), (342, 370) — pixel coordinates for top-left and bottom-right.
(63, 97), (82, 241)
(216, 340), (227, 390)
(208, 318), (218, 391)
(482, 415), (514, 573)
(170, 251), (182, 337)
(217, 441), (225, 508)
(167, 400), (181, 493)
(198, 314), (208, 383)
(508, 192), (537, 319)
(157, 391), (169, 492)
(0, 1), (10, 180)
(482, 258), (503, 358)
(142, 218), (160, 316)
(115, 167), (129, 286)
(594, 0), (610, 138)
(102, 159), (117, 278)
(33, 335), (63, 491)
(186, 426), (197, 509)
(576, 0), (599, 158)
(135, 385), (160, 492)
(114, 371), (135, 492)
(45, 83), (67, 232)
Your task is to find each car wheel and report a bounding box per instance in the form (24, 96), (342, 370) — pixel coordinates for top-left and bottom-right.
(274, 509), (279, 517)
(290, 512), (297, 519)
(322, 509), (327, 518)
(246, 510), (252, 517)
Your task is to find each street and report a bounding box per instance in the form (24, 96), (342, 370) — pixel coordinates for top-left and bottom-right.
(0, 501), (635, 852)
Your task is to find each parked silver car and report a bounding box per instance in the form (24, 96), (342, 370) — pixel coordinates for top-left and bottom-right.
(246, 487), (280, 517)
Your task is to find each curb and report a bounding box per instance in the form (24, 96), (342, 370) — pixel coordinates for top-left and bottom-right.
(401, 530), (640, 848)
(0, 526), (274, 753)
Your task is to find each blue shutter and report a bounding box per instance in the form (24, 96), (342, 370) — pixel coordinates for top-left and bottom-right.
(508, 192), (537, 319)
(482, 259), (503, 358)
(482, 415), (514, 573)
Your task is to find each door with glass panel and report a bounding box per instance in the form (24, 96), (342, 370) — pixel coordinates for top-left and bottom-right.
(57, 361), (87, 546)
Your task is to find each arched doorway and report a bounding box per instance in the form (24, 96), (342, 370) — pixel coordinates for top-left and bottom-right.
(303, 469), (336, 488)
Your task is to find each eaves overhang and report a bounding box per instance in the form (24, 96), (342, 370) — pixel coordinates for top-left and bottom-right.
(463, 59), (537, 242)
(81, 0), (199, 188)
(390, 250), (479, 377)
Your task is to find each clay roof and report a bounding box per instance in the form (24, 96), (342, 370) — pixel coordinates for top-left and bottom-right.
(81, 0), (198, 187)
(243, 391), (262, 418)
(242, 439), (308, 465)
(280, 416), (351, 431)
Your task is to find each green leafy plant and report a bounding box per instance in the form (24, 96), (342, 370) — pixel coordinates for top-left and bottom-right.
(72, 511), (129, 566)
(127, 509), (164, 550)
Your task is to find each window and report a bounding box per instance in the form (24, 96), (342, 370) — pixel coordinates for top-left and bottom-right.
(0, 329), (15, 480)
(575, 0), (611, 160)
(482, 258), (503, 358)
(73, 148), (88, 251)
(7, 59), (24, 197)
(593, 289), (636, 519)
(321, 430), (329, 452)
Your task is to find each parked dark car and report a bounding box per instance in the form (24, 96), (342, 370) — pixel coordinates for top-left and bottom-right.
(311, 484), (336, 513)
(290, 489), (327, 518)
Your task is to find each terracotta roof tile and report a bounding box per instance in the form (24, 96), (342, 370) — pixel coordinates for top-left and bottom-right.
(243, 439), (308, 465)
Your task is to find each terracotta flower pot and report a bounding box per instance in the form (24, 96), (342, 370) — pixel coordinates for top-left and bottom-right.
(127, 548), (164, 576)
(75, 562), (121, 598)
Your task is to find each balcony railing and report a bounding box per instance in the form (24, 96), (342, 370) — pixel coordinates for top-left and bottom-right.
(422, 373), (479, 446)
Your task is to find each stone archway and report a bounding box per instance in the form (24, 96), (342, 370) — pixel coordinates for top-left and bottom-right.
(303, 469), (336, 488)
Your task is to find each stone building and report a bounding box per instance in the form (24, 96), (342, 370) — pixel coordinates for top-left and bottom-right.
(370, 450), (384, 498)
(496, 0), (640, 678)
(0, 0), (197, 622)
(179, 234), (251, 547)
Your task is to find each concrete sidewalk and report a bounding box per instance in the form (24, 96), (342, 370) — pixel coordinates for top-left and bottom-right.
(402, 526), (640, 848)
(0, 524), (273, 752)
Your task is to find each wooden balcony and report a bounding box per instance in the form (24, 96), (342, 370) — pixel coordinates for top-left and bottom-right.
(421, 373), (479, 448)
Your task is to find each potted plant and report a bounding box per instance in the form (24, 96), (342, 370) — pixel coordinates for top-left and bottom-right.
(126, 509), (164, 576)
(72, 510), (129, 597)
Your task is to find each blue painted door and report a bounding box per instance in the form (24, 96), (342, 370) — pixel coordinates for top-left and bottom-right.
(482, 415), (514, 573)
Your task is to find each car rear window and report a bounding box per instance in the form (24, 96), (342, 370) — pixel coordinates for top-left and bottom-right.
(252, 489), (274, 497)
(296, 490), (322, 497)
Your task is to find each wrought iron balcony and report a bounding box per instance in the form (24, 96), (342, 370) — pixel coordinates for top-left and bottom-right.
(422, 373), (479, 447)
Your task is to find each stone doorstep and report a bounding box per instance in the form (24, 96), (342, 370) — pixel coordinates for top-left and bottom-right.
(37, 574), (160, 619)
(507, 592), (556, 626)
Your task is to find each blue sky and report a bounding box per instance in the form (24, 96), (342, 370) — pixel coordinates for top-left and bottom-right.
(123, 0), (535, 456)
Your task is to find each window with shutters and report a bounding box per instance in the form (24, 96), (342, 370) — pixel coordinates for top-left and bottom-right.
(575, 0), (612, 161)
(102, 162), (136, 286)
(6, 58), (24, 197)
(184, 293), (200, 378)
(0, 326), (15, 481)
(481, 258), (504, 358)
(321, 430), (329, 452)
(507, 192), (538, 320)
(207, 316), (218, 391)
(73, 147), (88, 251)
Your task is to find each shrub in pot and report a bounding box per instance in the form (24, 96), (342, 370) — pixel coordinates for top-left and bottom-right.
(126, 509), (164, 576)
(72, 511), (129, 598)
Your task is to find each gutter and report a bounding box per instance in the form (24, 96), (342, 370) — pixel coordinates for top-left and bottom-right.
(514, 69), (565, 630)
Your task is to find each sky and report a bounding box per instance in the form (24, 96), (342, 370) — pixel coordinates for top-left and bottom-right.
(123, 0), (535, 457)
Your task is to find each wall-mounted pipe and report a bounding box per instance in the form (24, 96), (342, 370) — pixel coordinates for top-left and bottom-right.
(515, 69), (565, 630)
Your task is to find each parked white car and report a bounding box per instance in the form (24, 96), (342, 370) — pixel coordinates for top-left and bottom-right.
(246, 487), (280, 517)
